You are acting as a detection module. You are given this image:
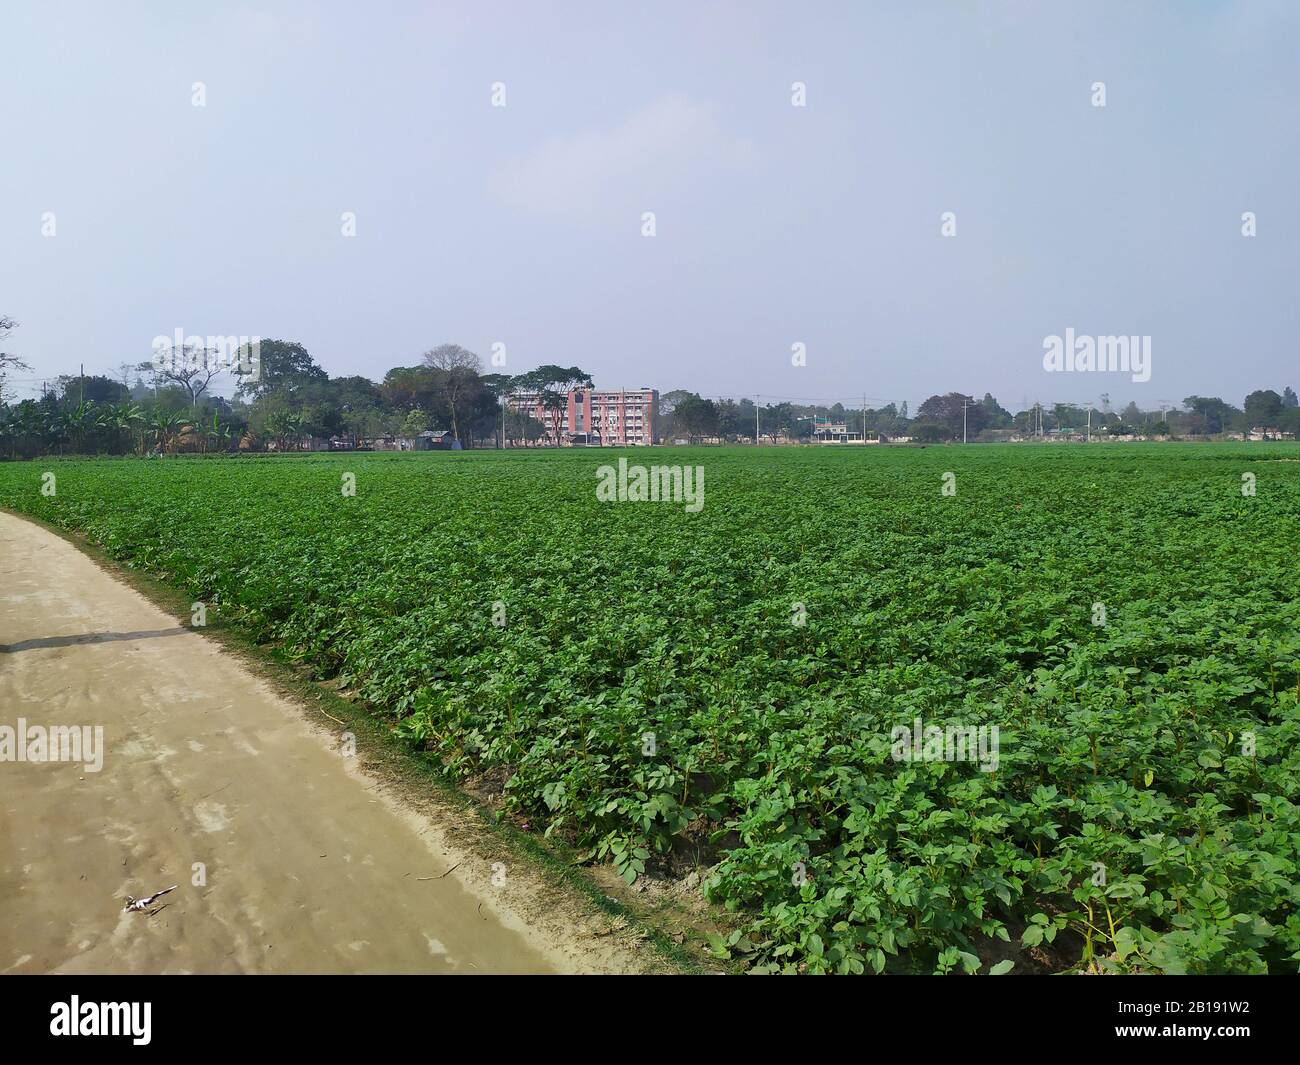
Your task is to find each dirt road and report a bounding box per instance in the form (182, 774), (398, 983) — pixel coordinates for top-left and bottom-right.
(0, 511), (644, 974)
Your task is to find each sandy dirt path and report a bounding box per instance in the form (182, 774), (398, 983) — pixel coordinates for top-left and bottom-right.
(0, 511), (641, 974)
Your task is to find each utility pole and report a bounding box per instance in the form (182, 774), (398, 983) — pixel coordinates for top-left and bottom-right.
(961, 397), (970, 444)
(1087, 406), (1091, 443)
(80, 363), (85, 405)
(754, 397), (759, 446)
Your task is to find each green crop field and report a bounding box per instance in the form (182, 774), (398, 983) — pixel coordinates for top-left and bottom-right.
(2, 443), (1298, 974)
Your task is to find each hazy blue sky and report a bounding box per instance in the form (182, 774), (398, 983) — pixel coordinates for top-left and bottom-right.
(3, 1), (1297, 412)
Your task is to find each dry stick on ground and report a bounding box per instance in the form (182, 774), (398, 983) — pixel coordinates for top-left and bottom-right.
(416, 861), (462, 881)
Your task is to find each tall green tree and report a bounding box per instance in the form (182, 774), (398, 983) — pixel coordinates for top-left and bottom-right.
(512, 364), (593, 444)
(1182, 396), (1238, 434)
(235, 340), (327, 399)
(1243, 389), (1284, 426)
(917, 393), (984, 439)
(672, 394), (719, 443)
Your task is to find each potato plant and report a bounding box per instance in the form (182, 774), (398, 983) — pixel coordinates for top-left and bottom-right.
(3, 443), (1297, 974)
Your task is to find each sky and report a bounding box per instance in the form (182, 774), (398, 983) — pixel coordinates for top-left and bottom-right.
(2, 0), (1297, 413)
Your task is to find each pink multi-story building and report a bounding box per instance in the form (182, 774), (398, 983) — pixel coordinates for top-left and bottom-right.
(509, 387), (659, 446)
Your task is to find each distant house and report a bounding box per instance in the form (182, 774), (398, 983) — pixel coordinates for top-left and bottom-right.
(1247, 426), (1296, 441)
(982, 429), (1019, 443)
(810, 417), (869, 444)
(356, 432), (462, 451)
(415, 430), (461, 451)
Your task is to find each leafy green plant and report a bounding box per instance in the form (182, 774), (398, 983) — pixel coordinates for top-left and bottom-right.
(3, 442), (1297, 973)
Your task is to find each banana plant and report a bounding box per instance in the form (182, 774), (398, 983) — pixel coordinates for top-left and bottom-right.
(265, 409), (305, 451)
(106, 402), (145, 454)
(148, 408), (187, 453)
(205, 411), (236, 453)
(62, 401), (107, 454)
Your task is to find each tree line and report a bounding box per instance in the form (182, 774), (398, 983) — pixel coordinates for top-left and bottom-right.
(2, 315), (1297, 457)
(0, 322), (602, 458)
(657, 388), (1300, 443)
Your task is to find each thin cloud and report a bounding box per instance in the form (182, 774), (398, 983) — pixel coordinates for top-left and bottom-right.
(489, 93), (755, 215)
